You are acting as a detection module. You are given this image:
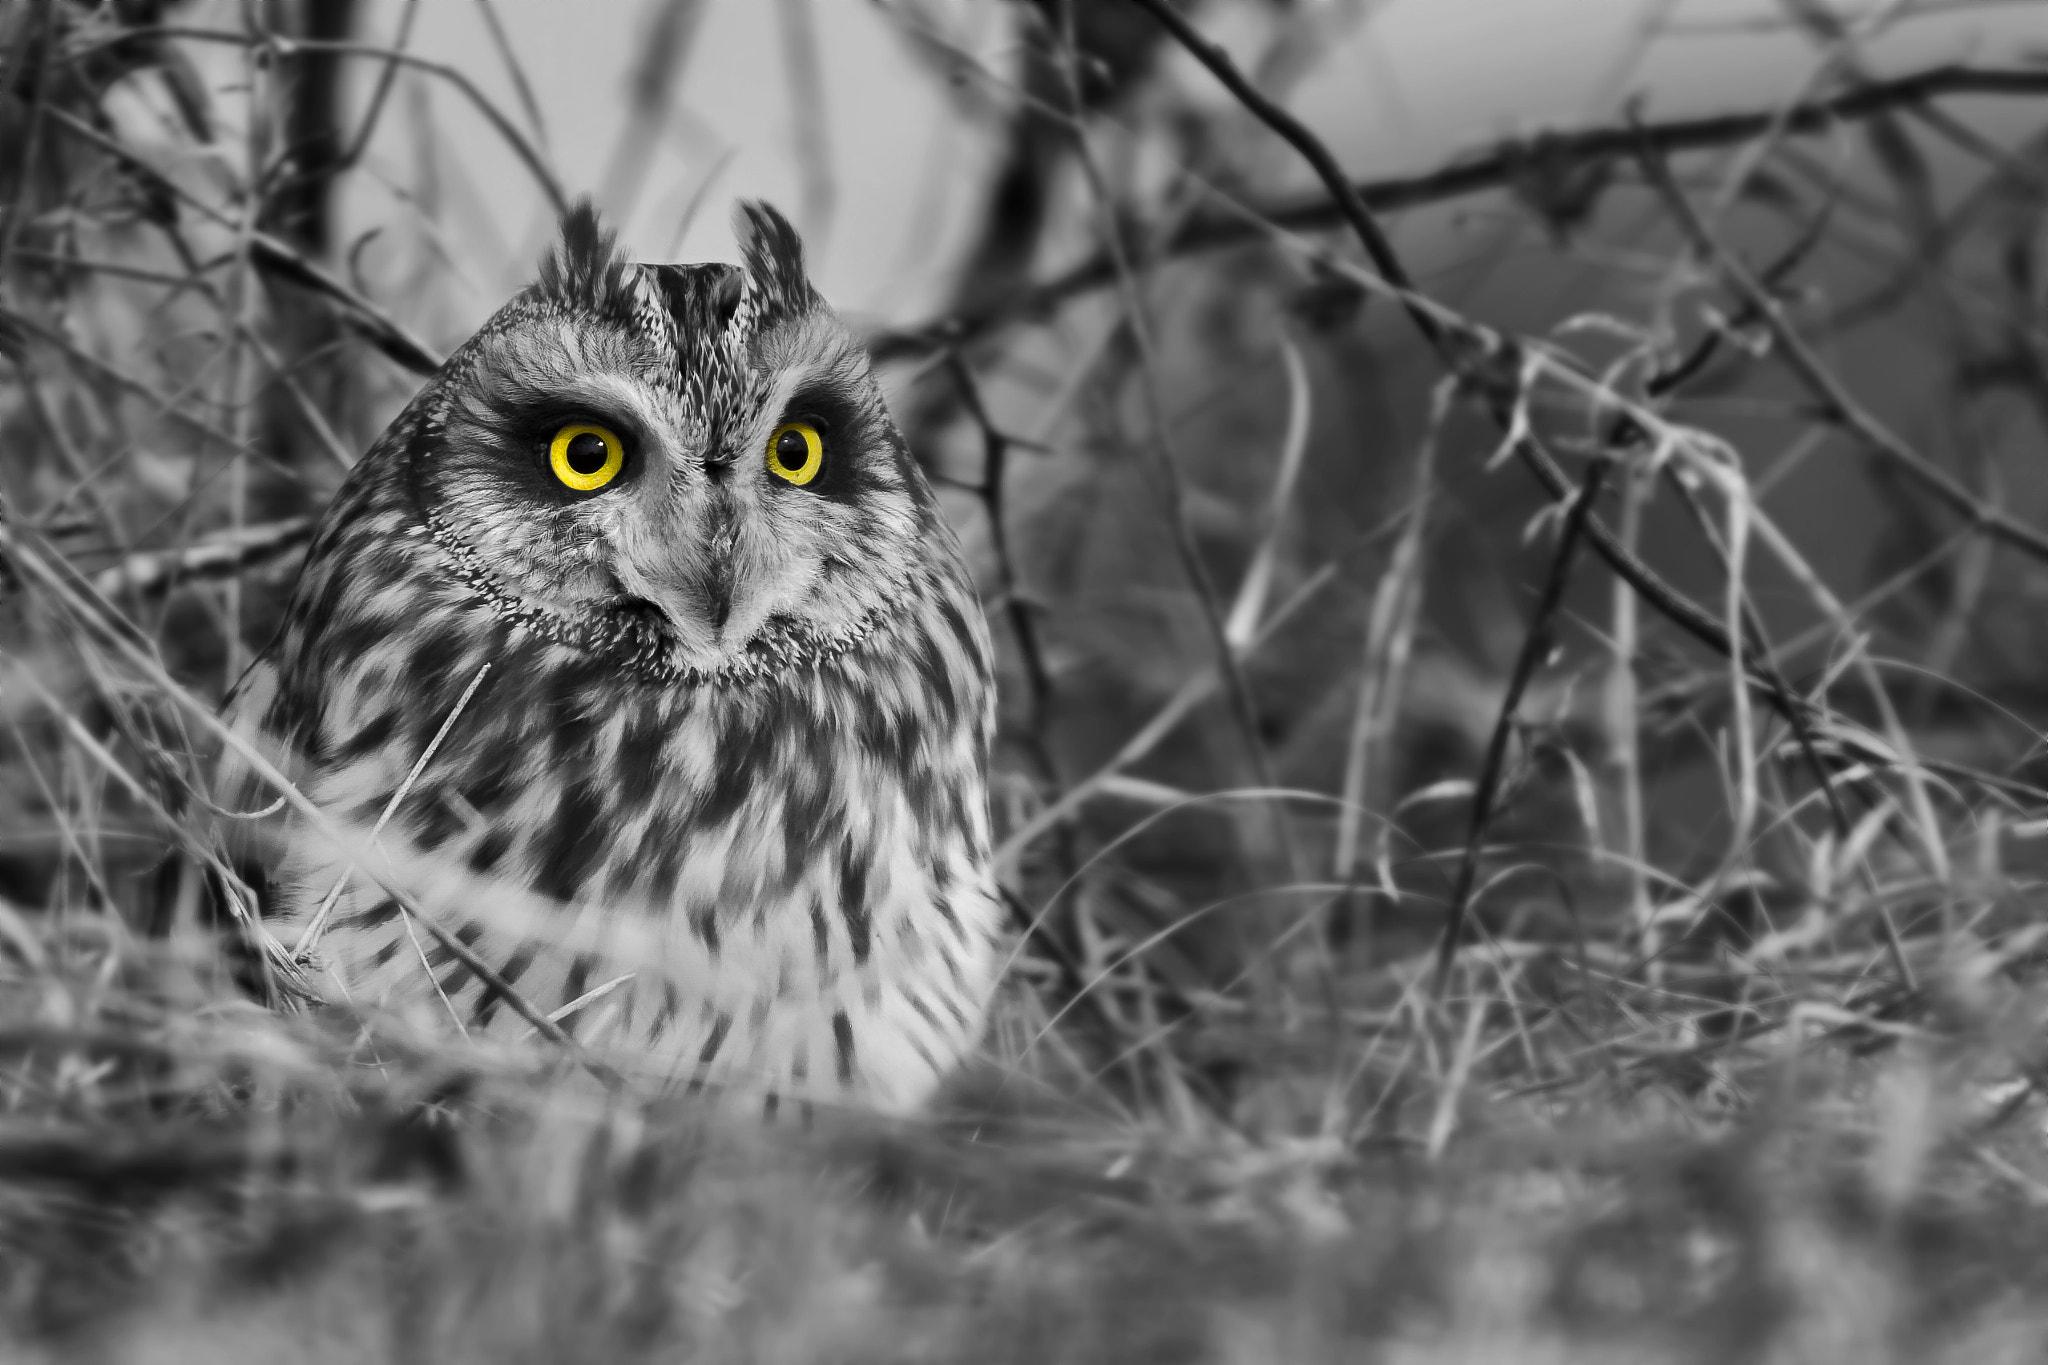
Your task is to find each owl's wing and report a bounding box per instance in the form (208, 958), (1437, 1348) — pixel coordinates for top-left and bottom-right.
(214, 655), (281, 881)
(196, 656), (309, 999)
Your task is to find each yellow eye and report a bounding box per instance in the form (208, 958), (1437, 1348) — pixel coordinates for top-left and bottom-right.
(549, 423), (624, 491)
(765, 422), (824, 486)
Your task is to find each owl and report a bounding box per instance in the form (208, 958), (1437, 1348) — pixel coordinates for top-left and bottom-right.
(220, 203), (1003, 1114)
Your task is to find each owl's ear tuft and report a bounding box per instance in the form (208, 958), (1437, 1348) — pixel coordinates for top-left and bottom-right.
(539, 200), (635, 320)
(734, 200), (822, 329)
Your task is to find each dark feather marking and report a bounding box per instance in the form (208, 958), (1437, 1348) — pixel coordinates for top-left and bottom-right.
(900, 762), (939, 836)
(645, 841), (683, 915)
(340, 897), (402, 931)
(614, 704), (665, 810)
(689, 902), (720, 957)
(532, 781), (607, 906)
(947, 782), (976, 847)
(697, 701), (778, 830)
(649, 261), (744, 338)
(698, 1011), (732, 1065)
(648, 261), (749, 443)
(311, 621), (391, 692)
(542, 670), (599, 767)
(300, 565), (357, 650)
(424, 919), (485, 976)
(411, 791), (466, 853)
(454, 717), (521, 816)
(345, 793), (391, 829)
(409, 629), (462, 701)
(838, 836), (872, 966)
(338, 710), (398, 763)
(809, 895), (830, 977)
(560, 953), (596, 1011)
(780, 776), (835, 896)
(642, 982), (679, 1044)
(471, 944), (535, 1028)
(832, 1009), (855, 1085)
(468, 826), (514, 876)
(892, 426), (939, 514)
(910, 633), (958, 734)
(854, 704), (915, 786)
(934, 588), (979, 659)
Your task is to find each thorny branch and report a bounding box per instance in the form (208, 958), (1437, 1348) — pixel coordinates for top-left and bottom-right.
(88, 518), (314, 602)
(41, 106), (442, 375)
(1121, 0), (1811, 737)
(1119, 0), (2048, 1001)
(945, 353), (1058, 786)
(870, 62), (2048, 360)
(1630, 125), (2048, 563)
(1122, 0), (2039, 783)
(88, 26), (569, 214)
(1052, 5), (1310, 894)
(0, 521), (602, 1068)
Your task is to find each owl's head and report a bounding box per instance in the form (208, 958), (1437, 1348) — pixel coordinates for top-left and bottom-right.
(402, 202), (940, 680)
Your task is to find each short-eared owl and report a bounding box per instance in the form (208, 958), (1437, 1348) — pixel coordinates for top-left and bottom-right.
(223, 203), (1002, 1112)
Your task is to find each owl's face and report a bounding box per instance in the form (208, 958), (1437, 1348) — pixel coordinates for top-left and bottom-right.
(414, 204), (930, 677)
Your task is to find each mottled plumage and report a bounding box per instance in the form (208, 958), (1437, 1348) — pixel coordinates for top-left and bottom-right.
(223, 203), (1002, 1112)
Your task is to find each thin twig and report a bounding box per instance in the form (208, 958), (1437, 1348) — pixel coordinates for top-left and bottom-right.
(41, 107), (442, 375)
(294, 663), (494, 958)
(1123, 0), (1847, 777)
(0, 525), (592, 1061)
(0, 0), (52, 278)
(100, 27), (569, 214)
(946, 353), (1058, 787)
(1433, 463), (1610, 997)
(88, 517), (314, 601)
(871, 62), (2048, 359)
(1056, 6), (1306, 888)
(1630, 122), (2048, 563)
(335, 0), (417, 171)
(471, 0), (549, 150)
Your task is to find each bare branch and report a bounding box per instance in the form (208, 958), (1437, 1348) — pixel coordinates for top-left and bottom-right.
(89, 519), (314, 602)
(871, 62), (2048, 360)
(1433, 463), (1609, 996)
(1630, 125), (2048, 563)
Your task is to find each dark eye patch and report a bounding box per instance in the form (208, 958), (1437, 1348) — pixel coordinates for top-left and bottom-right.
(470, 393), (646, 498)
(776, 378), (874, 502)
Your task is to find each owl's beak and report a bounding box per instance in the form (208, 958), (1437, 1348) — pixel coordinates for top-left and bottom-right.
(624, 484), (752, 662)
(701, 558), (734, 633)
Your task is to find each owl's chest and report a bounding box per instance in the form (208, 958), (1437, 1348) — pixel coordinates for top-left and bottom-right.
(271, 628), (1000, 1109)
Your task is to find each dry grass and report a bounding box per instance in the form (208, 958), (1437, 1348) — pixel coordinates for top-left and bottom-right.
(6, 0), (2048, 1358)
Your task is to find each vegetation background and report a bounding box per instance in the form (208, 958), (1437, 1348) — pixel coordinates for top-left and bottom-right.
(4, 0), (2048, 1358)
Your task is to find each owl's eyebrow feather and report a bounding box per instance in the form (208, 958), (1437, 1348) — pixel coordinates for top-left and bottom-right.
(776, 373), (864, 431)
(472, 388), (649, 443)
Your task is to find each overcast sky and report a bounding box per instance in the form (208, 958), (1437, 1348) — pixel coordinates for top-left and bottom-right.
(337, 0), (2047, 338)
